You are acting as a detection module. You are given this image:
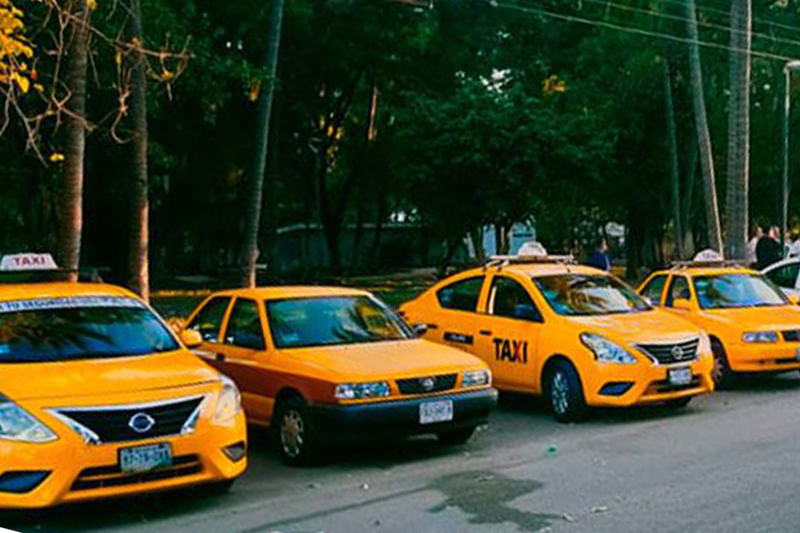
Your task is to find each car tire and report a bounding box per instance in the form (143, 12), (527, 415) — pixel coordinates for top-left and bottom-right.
(546, 360), (587, 423)
(437, 426), (477, 446)
(274, 397), (322, 466)
(711, 339), (735, 389)
(664, 396), (692, 409)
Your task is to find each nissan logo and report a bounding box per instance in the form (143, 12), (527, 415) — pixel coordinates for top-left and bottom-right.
(671, 346), (685, 360)
(421, 378), (436, 392)
(129, 412), (156, 434)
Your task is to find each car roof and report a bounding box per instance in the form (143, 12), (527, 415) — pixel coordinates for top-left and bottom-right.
(654, 266), (759, 277)
(473, 263), (608, 278)
(763, 257), (800, 272)
(210, 286), (371, 300)
(0, 282), (137, 301)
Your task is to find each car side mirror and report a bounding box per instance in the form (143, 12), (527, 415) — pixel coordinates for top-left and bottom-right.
(413, 323), (429, 337)
(788, 294), (800, 306)
(180, 329), (204, 348)
(513, 304), (543, 323)
(672, 298), (692, 311)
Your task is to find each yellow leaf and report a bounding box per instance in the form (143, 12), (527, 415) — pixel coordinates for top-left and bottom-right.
(11, 72), (28, 93)
(49, 153), (65, 162)
(161, 68), (174, 81)
(87, 0), (97, 11)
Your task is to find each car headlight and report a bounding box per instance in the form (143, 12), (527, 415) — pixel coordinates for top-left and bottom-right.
(580, 333), (638, 365)
(742, 331), (779, 344)
(0, 395), (58, 443)
(334, 382), (390, 400)
(463, 370), (491, 388)
(213, 376), (242, 424)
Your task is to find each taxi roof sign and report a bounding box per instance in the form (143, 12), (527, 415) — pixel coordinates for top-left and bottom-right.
(670, 249), (745, 269)
(486, 243), (575, 269)
(0, 253), (59, 272)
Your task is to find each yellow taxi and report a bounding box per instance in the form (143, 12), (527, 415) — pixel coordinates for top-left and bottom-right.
(399, 248), (715, 422)
(181, 286), (497, 466)
(0, 254), (247, 509)
(638, 252), (800, 387)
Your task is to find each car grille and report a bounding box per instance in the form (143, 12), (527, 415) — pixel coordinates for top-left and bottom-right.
(71, 454), (202, 491)
(782, 330), (800, 342)
(396, 374), (457, 395)
(52, 396), (204, 444)
(636, 338), (700, 364)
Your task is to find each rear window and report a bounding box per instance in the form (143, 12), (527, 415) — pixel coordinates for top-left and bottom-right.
(0, 296), (179, 363)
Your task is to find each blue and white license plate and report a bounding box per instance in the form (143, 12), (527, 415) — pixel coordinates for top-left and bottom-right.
(668, 367), (693, 387)
(419, 400), (454, 425)
(119, 443), (172, 473)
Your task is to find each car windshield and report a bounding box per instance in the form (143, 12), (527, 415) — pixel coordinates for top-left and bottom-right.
(533, 274), (652, 316)
(693, 274), (788, 310)
(267, 296), (413, 349)
(0, 296), (179, 363)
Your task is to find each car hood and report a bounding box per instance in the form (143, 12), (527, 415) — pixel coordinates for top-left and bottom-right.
(568, 309), (701, 345)
(0, 350), (220, 402)
(283, 339), (487, 380)
(698, 305), (800, 332)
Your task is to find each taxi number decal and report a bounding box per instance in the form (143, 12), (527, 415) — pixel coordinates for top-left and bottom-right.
(444, 332), (474, 345)
(494, 338), (528, 364)
(0, 296), (145, 314)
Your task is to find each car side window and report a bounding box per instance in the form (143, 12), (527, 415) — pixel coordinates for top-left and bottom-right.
(187, 297), (231, 342)
(224, 299), (266, 350)
(766, 263), (800, 289)
(665, 276), (690, 308)
(489, 277), (542, 322)
(437, 277), (485, 312)
(640, 275), (667, 305)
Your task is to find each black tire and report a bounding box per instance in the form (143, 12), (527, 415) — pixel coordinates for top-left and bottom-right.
(273, 397), (321, 466)
(664, 396), (692, 409)
(711, 339), (736, 389)
(204, 478), (237, 496)
(545, 360), (587, 423)
(437, 426), (477, 446)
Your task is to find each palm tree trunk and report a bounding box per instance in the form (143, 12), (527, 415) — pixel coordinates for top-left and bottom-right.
(664, 61), (683, 259)
(126, 0), (149, 301)
(57, 0), (91, 280)
(241, 0), (285, 287)
(724, 0), (752, 261)
(685, 0), (723, 254)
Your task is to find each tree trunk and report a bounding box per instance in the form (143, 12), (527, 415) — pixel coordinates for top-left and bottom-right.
(57, 0), (91, 280)
(724, 0), (752, 261)
(664, 61), (683, 259)
(240, 0), (285, 287)
(685, 0), (723, 254)
(126, 0), (149, 301)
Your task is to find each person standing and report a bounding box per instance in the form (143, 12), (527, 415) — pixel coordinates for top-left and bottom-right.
(586, 238), (611, 271)
(746, 225), (763, 267)
(756, 225), (783, 270)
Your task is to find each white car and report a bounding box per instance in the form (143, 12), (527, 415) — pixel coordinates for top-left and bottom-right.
(762, 257), (800, 297)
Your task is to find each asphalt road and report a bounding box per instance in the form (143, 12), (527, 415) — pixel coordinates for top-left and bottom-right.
(7, 375), (800, 533)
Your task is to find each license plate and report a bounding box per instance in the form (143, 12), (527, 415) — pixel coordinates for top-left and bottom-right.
(119, 443), (172, 473)
(668, 367), (693, 387)
(419, 400), (454, 425)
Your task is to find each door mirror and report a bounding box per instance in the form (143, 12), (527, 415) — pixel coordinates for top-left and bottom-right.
(672, 298), (692, 311)
(180, 329), (204, 348)
(513, 304), (543, 323)
(413, 323), (429, 337)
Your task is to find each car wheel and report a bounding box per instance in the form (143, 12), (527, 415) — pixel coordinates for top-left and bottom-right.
(437, 426), (477, 446)
(711, 339), (735, 389)
(274, 397), (321, 466)
(546, 360), (587, 423)
(664, 396), (692, 409)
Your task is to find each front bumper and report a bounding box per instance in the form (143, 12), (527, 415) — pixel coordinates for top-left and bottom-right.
(583, 355), (715, 407)
(726, 342), (800, 373)
(0, 412), (247, 510)
(312, 388), (498, 440)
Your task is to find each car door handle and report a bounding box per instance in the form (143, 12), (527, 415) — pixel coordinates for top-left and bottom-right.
(216, 353), (226, 362)
(480, 330), (492, 336)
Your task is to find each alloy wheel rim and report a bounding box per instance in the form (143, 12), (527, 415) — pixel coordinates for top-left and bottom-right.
(552, 371), (569, 414)
(712, 353), (725, 384)
(280, 410), (305, 458)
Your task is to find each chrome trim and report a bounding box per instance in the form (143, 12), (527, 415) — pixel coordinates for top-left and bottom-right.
(634, 337), (701, 366)
(46, 394), (208, 445)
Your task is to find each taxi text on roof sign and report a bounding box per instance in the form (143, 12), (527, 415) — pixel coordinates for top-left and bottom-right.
(0, 253), (59, 272)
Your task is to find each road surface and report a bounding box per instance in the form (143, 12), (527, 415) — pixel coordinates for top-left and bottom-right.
(7, 375), (800, 533)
